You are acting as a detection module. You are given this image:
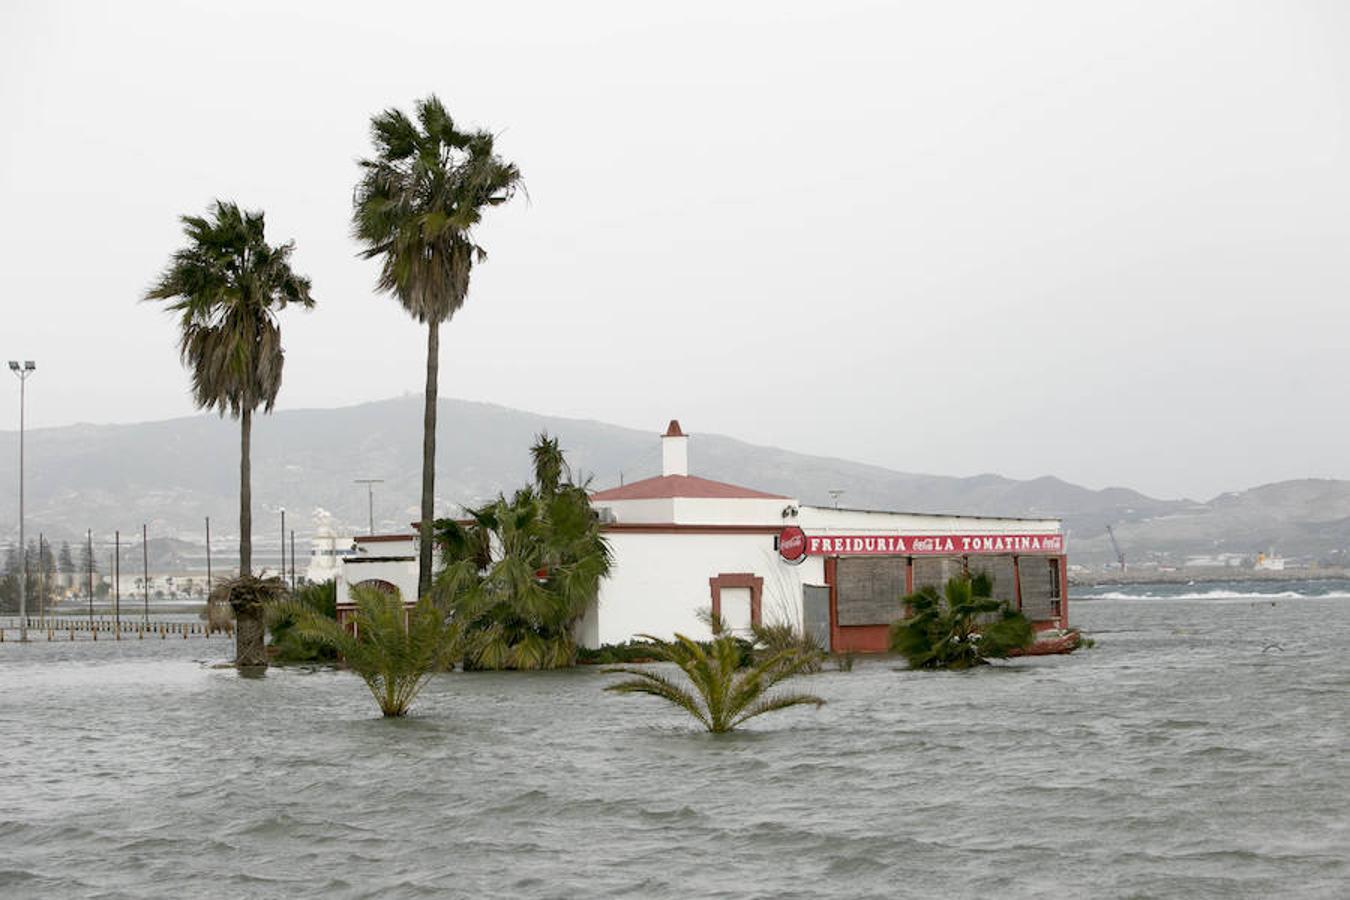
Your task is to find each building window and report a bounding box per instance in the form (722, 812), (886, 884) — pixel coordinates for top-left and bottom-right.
(1048, 560), (1062, 616)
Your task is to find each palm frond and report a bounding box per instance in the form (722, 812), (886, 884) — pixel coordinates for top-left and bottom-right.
(731, 692), (826, 728)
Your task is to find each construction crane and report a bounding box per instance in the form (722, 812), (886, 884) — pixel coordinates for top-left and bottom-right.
(1105, 525), (1126, 572)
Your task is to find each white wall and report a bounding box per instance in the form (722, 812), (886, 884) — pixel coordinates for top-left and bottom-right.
(797, 505), (1061, 535)
(595, 498), (675, 524)
(586, 531), (826, 646)
(337, 558), (419, 605)
(671, 496), (794, 525)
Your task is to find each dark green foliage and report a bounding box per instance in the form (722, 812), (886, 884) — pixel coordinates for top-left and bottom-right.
(576, 641), (665, 665)
(352, 94), (522, 600)
(605, 632), (825, 733)
(267, 580), (339, 663)
(434, 434), (611, 670)
(145, 201), (315, 418)
(280, 585), (461, 717)
(889, 573), (1034, 670)
(58, 542), (75, 575)
(222, 574), (289, 616)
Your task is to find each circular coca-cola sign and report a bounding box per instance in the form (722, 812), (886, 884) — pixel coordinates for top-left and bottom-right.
(778, 526), (807, 564)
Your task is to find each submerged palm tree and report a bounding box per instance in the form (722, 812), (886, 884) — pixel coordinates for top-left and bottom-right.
(352, 95), (522, 599)
(146, 201), (315, 667)
(889, 573), (1034, 670)
(605, 633), (824, 733)
(280, 585), (460, 717)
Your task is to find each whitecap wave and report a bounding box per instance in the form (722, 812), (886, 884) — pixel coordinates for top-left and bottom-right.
(1080, 589), (1350, 601)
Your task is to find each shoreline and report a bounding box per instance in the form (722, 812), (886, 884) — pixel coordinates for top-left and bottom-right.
(1071, 567), (1349, 587)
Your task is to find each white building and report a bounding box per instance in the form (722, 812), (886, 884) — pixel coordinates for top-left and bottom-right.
(337, 421), (1068, 653)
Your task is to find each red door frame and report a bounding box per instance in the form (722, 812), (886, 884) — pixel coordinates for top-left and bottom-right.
(708, 573), (763, 628)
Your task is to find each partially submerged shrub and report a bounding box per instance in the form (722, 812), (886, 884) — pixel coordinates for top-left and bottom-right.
(605, 632), (824, 733)
(576, 641), (665, 665)
(266, 580), (338, 663)
(279, 585), (460, 717)
(434, 434), (611, 670)
(889, 573), (1033, 670)
(750, 620), (825, 673)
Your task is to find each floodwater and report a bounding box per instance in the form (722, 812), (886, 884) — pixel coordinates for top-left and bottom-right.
(2, 587), (1347, 899)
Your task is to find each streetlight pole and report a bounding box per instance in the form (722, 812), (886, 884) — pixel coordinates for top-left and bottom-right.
(9, 360), (35, 641)
(279, 508), (285, 581)
(354, 479), (383, 536)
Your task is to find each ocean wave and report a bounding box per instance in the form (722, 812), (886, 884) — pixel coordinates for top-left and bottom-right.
(1080, 589), (1350, 601)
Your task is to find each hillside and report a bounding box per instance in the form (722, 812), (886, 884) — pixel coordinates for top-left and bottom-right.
(0, 396), (1345, 566)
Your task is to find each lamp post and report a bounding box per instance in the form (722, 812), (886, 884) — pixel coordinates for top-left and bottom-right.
(8, 360), (35, 641)
(354, 478), (383, 535)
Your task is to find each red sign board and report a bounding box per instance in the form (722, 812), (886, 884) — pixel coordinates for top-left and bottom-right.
(777, 526), (807, 563)
(804, 533), (1064, 556)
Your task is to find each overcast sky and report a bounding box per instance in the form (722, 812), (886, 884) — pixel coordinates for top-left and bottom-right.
(2, 0), (1347, 501)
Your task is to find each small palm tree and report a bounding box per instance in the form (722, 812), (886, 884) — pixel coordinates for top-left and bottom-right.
(353, 95), (522, 599)
(281, 585), (460, 717)
(146, 200), (315, 667)
(889, 573), (1034, 670)
(605, 633), (824, 733)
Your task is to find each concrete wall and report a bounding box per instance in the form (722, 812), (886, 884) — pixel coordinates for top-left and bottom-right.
(337, 557), (419, 605)
(595, 498), (675, 524)
(798, 505), (1061, 536)
(584, 530), (824, 646)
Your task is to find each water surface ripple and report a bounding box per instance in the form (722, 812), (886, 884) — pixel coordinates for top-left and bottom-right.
(2, 593), (1348, 898)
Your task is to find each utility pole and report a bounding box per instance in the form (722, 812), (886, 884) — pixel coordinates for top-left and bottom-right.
(279, 508), (286, 581)
(114, 529), (120, 631)
(354, 479), (383, 535)
(290, 529), (296, 591)
(38, 532), (45, 626)
(142, 523), (149, 626)
(9, 359), (35, 641)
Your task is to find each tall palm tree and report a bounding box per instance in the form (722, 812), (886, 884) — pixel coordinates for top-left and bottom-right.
(352, 95), (521, 599)
(146, 201), (315, 667)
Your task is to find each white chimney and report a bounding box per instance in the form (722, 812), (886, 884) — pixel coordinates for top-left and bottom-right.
(662, 419), (688, 476)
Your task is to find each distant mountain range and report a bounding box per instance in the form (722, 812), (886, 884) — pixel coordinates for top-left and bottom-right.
(1, 395), (1347, 567)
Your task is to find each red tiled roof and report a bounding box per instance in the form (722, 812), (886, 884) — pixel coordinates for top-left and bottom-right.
(590, 474), (788, 501)
(664, 419), (685, 437)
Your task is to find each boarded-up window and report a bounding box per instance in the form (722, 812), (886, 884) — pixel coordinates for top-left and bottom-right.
(1017, 557), (1057, 621)
(836, 557), (907, 626)
(966, 555), (1017, 604)
(966, 555), (1017, 624)
(912, 556), (966, 593)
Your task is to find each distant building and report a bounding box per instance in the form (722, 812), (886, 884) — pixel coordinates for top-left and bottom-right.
(1183, 553), (1246, 568)
(1254, 553), (1286, 571)
(337, 420), (1070, 652)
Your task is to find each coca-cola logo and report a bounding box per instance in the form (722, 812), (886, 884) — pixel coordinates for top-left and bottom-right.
(778, 526), (807, 564)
